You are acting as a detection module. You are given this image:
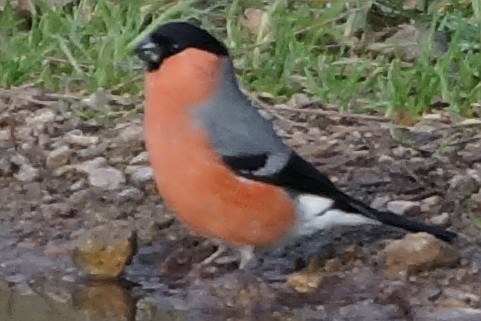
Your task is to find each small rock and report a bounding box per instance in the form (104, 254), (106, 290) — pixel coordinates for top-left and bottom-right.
(0, 157), (11, 174)
(40, 203), (73, 219)
(130, 166), (154, 185)
(412, 307), (481, 321)
(370, 196), (390, 210)
(72, 221), (137, 279)
(286, 271), (323, 293)
(422, 113), (443, 121)
(14, 163), (39, 182)
(379, 155), (394, 163)
(70, 179), (85, 191)
(430, 213), (451, 227)
(118, 125), (143, 143)
(76, 157), (107, 174)
(443, 288), (480, 305)
(46, 145), (73, 169)
(88, 167), (125, 190)
(69, 190), (90, 204)
(287, 93), (310, 107)
(467, 169), (481, 185)
(423, 195), (441, 207)
(65, 130), (100, 147)
(353, 172), (391, 186)
(118, 187), (144, 202)
(0, 129), (10, 141)
(387, 200), (421, 217)
(26, 109), (55, 127)
(76, 144), (108, 159)
(339, 302), (405, 321)
(129, 151), (149, 165)
(449, 174), (478, 196)
(381, 232), (459, 275)
(392, 146), (410, 158)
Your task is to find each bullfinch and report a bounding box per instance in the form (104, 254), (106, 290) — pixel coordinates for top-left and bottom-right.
(133, 21), (457, 268)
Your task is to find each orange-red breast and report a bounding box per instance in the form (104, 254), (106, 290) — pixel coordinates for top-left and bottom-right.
(134, 22), (456, 268)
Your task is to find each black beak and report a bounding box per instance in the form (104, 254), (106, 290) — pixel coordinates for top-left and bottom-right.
(134, 36), (163, 70)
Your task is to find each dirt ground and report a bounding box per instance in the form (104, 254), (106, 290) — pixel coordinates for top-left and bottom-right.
(1, 86), (481, 321)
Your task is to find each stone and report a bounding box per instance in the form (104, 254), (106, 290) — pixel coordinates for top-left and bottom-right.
(14, 163), (39, 182)
(449, 174), (479, 196)
(379, 155), (394, 163)
(412, 307), (481, 321)
(46, 145), (73, 169)
(118, 125), (143, 143)
(443, 287), (480, 305)
(430, 213), (451, 227)
(339, 302), (405, 321)
(26, 108), (55, 127)
(76, 157), (107, 174)
(88, 167), (125, 190)
(65, 130), (100, 147)
(423, 195), (441, 207)
(387, 200), (421, 217)
(286, 271), (323, 293)
(118, 187), (144, 202)
(72, 221), (137, 279)
(129, 151), (149, 164)
(39, 202), (73, 219)
(370, 196), (391, 210)
(381, 232), (459, 275)
(392, 146), (410, 158)
(0, 157), (11, 175)
(130, 166), (154, 185)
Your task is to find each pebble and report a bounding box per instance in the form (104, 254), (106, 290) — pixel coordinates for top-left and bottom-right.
(72, 221), (137, 279)
(381, 233), (459, 275)
(118, 124), (143, 143)
(14, 163), (39, 182)
(443, 287), (480, 305)
(39, 202), (73, 219)
(70, 179), (85, 191)
(370, 196), (390, 210)
(46, 145), (73, 169)
(65, 130), (100, 147)
(76, 157), (107, 174)
(392, 146), (410, 158)
(130, 166), (154, 185)
(423, 195), (441, 207)
(26, 109), (55, 127)
(286, 271), (323, 293)
(88, 167), (126, 190)
(379, 155), (394, 163)
(449, 174), (479, 196)
(412, 307), (481, 321)
(118, 187), (144, 202)
(387, 200), (421, 216)
(339, 301), (405, 321)
(129, 151), (149, 164)
(430, 213), (451, 227)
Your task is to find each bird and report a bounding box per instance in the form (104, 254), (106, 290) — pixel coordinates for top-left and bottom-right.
(133, 21), (457, 269)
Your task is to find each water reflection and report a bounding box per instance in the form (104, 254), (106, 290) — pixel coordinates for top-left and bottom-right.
(0, 280), (186, 321)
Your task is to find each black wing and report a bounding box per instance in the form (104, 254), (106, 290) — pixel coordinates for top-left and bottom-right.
(222, 152), (457, 243)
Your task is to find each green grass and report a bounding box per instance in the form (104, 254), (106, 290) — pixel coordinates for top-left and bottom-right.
(0, 0), (480, 118)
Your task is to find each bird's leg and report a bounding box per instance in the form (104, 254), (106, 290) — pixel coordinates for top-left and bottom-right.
(198, 243), (227, 266)
(238, 245), (255, 269)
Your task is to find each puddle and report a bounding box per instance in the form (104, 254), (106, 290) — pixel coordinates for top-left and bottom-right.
(0, 279), (188, 321)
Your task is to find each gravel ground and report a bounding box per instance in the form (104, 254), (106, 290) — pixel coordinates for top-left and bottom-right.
(1, 87), (481, 321)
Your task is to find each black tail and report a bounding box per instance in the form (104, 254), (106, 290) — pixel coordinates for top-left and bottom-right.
(344, 195), (457, 243)
(340, 194), (457, 243)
